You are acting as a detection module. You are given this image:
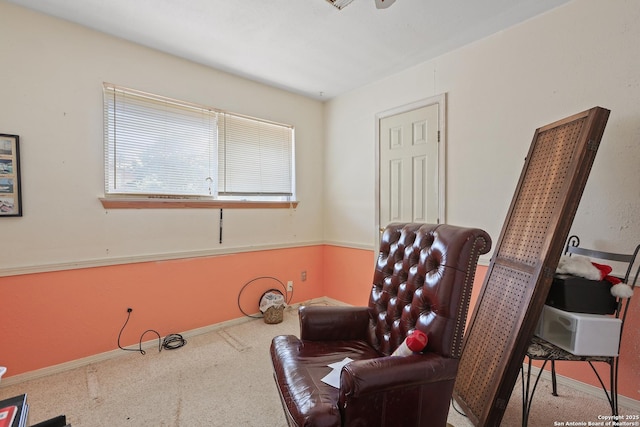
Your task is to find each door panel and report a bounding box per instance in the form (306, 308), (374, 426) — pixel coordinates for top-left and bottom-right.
(413, 155), (426, 222)
(379, 103), (439, 228)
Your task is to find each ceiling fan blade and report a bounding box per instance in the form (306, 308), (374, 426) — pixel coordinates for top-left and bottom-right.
(326, 0), (355, 9)
(375, 0), (396, 9)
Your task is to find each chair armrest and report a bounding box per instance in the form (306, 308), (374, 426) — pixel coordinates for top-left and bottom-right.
(299, 305), (371, 341)
(340, 353), (458, 398)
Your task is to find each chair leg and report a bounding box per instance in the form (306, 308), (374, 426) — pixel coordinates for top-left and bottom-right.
(522, 357), (549, 427)
(521, 362), (528, 427)
(551, 360), (558, 397)
(611, 359), (619, 416)
(587, 361), (616, 416)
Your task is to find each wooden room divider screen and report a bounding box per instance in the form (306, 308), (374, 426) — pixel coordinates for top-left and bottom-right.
(452, 107), (610, 426)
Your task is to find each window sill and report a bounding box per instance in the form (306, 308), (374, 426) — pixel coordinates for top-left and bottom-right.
(99, 198), (299, 209)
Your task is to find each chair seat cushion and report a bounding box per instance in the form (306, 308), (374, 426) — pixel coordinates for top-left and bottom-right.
(271, 335), (381, 427)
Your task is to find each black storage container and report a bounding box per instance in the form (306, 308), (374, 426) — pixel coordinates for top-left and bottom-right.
(545, 274), (618, 315)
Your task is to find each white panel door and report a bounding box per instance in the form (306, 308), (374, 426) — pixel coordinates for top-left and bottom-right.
(379, 103), (439, 229)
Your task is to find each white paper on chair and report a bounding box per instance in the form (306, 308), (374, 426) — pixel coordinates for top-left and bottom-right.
(321, 357), (353, 388)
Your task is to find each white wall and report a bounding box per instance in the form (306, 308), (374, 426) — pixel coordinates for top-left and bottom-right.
(2, 0), (639, 272)
(0, 2), (325, 271)
(324, 0), (640, 258)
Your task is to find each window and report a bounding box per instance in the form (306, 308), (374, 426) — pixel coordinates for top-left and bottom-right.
(103, 84), (295, 204)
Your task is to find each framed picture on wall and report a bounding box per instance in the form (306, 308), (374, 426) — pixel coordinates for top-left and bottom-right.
(0, 134), (22, 217)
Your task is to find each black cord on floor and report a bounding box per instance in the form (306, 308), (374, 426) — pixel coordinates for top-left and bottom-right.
(117, 310), (186, 355)
(162, 334), (187, 350)
(450, 397), (467, 417)
(117, 309), (142, 354)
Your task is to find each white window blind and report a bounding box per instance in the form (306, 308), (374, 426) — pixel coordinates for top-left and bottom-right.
(103, 83), (294, 199)
(219, 114), (293, 196)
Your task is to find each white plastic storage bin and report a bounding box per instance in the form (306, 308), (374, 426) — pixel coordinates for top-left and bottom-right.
(535, 305), (621, 356)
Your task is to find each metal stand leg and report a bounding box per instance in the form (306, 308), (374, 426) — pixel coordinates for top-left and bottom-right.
(551, 360), (558, 397)
(522, 357), (549, 427)
(611, 359), (619, 416)
(587, 360), (616, 416)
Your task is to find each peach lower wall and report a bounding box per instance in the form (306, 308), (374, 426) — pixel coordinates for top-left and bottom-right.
(0, 246), (324, 377)
(2, 246), (638, 403)
(322, 245), (376, 306)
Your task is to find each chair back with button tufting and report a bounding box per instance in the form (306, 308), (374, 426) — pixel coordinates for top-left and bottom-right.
(370, 223), (491, 358)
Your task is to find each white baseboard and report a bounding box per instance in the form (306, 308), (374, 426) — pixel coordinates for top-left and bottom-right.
(0, 296), (334, 388)
(524, 364), (640, 412)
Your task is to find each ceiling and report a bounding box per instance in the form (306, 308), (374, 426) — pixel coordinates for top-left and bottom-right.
(7, 0), (570, 100)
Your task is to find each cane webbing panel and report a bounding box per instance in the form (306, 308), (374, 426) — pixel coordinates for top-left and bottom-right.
(453, 107), (610, 426)
(455, 264), (531, 418)
(500, 120), (585, 267)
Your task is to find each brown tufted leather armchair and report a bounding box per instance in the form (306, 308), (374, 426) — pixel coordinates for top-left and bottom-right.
(270, 223), (491, 427)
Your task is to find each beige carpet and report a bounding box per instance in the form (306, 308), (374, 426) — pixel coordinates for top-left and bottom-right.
(0, 302), (634, 426)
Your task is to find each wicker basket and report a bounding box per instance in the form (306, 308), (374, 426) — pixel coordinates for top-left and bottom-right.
(263, 306), (284, 324)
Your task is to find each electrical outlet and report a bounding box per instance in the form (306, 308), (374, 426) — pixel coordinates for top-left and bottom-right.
(287, 281), (294, 291)
(301, 271), (307, 281)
